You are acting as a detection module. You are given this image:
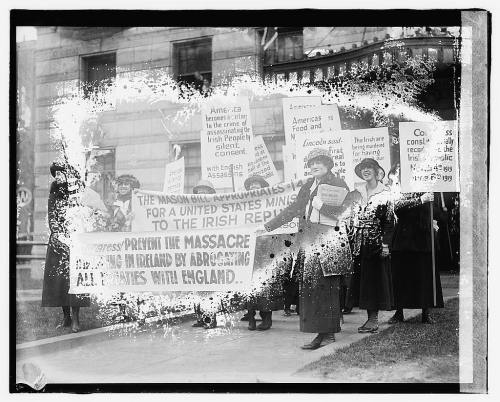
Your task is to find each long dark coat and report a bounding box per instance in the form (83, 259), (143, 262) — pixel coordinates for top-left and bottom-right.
(265, 172), (353, 333)
(41, 182), (90, 308)
(345, 182), (394, 311)
(391, 193), (444, 309)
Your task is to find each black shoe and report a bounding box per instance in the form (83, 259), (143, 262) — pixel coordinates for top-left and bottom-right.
(342, 307), (353, 314)
(301, 333), (335, 350)
(283, 309), (292, 317)
(248, 317), (256, 331)
(256, 311), (272, 331)
(358, 323), (378, 333)
(63, 316), (72, 328)
(388, 311), (404, 324)
(240, 313), (250, 322)
(422, 314), (436, 324)
(192, 321), (205, 328)
(203, 315), (217, 329)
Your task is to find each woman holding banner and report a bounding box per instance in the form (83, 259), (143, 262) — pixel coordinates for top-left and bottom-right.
(346, 158), (394, 333)
(242, 175), (284, 331)
(42, 161), (90, 333)
(190, 179), (221, 330)
(263, 148), (353, 350)
(387, 164), (444, 324)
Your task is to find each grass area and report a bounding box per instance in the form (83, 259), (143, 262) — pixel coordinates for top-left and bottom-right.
(298, 297), (459, 383)
(16, 301), (103, 344)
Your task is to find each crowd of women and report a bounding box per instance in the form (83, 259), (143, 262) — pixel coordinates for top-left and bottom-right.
(42, 147), (450, 348)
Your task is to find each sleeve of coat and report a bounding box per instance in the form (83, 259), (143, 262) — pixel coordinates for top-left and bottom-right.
(394, 192), (423, 212)
(47, 193), (57, 233)
(382, 202), (395, 247)
(264, 189), (305, 232)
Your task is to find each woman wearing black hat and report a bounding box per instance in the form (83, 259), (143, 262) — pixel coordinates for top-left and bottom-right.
(41, 161), (90, 333)
(263, 149), (353, 349)
(387, 164), (444, 324)
(190, 180), (221, 330)
(241, 175), (285, 331)
(346, 158), (394, 333)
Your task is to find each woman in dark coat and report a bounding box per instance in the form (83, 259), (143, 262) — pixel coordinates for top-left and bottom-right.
(387, 164), (444, 324)
(41, 161), (90, 333)
(242, 175), (284, 331)
(346, 158), (394, 333)
(264, 148), (353, 349)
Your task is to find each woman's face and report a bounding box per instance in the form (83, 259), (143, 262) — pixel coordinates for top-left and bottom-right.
(309, 161), (329, 179)
(248, 182), (262, 190)
(54, 170), (66, 184)
(361, 166), (377, 182)
(117, 182), (132, 196)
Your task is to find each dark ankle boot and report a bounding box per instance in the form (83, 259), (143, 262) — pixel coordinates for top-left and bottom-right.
(301, 333), (334, 350)
(388, 309), (404, 324)
(247, 310), (256, 331)
(256, 311), (272, 330)
(422, 308), (435, 324)
(359, 310), (379, 333)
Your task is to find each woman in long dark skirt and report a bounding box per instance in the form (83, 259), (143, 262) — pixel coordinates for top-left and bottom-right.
(264, 148), (353, 349)
(387, 164), (444, 324)
(41, 161), (90, 333)
(346, 158), (394, 333)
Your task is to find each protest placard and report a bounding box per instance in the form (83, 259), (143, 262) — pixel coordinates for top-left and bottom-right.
(200, 97), (254, 191)
(132, 179), (305, 234)
(318, 184), (348, 206)
(282, 98), (342, 179)
(248, 136), (280, 186)
(163, 157), (185, 193)
(349, 127), (391, 187)
(295, 130), (354, 187)
(69, 229), (256, 293)
(399, 121), (459, 193)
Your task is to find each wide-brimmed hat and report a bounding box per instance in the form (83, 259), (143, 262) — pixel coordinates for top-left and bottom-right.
(354, 158), (385, 180)
(193, 179), (216, 194)
(244, 175), (270, 190)
(306, 148), (334, 170)
(50, 160), (67, 178)
(115, 174), (141, 189)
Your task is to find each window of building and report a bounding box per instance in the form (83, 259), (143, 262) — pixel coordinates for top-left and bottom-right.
(81, 52), (116, 97)
(177, 142), (202, 193)
(264, 28), (303, 65)
(174, 38), (212, 90)
(262, 136), (285, 182)
(86, 148), (115, 204)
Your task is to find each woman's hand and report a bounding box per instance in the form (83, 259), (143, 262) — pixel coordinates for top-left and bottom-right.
(311, 196), (324, 210)
(381, 243), (390, 257)
(420, 192), (434, 204)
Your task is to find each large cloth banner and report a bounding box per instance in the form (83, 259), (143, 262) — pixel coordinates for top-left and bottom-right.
(69, 229), (256, 294)
(295, 131), (354, 188)
(248, 135), (280, 186)
(399, 121), (459, 193)
(349, 127), (391, 187)
(163, 157), (185, 193)
(131, 180), (305, 234)
(200, 97), (254, 191)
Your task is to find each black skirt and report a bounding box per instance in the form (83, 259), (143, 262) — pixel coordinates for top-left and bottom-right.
(41, 238), (90, 308)
(391, 251), (444, 309)
(297, 250), (342, 334)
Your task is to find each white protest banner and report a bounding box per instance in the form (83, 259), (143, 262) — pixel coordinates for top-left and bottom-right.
(69, 228), (256, 294)
(132, 179), (305, 235)
(163, 157), (185, 193)
(200, 97), (254, 191)
(295, 131), (354, 188)
(399, 121), (459, 193)
(282, 96), (322, 145)
(349, 127), (391, 187)
(248, 136), (280, 186)
(282, 145), (296, 182)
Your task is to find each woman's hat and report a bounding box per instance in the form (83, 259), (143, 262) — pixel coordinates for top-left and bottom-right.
(244, 175), (270, 190)
(115, 174), (141, 189)
(193, 179), (216, 194)
(50, 160), (66, 178)
(354, 158), (385, 180)
(306, 148), (334, 170)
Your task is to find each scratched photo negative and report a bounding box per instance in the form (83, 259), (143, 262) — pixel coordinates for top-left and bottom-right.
(13, 10), (488, 392)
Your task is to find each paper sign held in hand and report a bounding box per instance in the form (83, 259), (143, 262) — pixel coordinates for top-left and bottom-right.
(318, 184), (348, 207)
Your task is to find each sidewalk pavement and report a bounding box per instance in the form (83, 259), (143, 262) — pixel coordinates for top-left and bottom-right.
(16, 282), (458, 384)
